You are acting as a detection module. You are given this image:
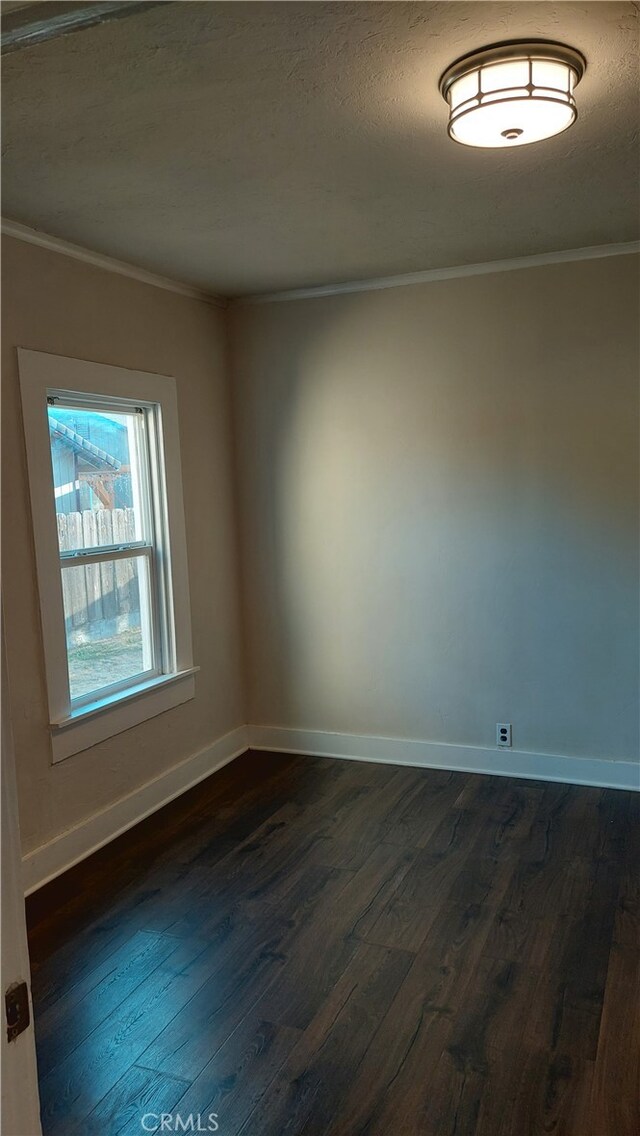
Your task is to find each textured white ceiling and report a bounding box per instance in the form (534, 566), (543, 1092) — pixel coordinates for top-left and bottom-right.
(2, 1), (638, 296)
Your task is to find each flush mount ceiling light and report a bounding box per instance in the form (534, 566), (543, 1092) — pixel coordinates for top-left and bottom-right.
(439, 40), (586, 148)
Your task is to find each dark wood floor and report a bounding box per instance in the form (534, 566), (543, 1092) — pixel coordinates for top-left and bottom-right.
(27, 751), (639, 1136)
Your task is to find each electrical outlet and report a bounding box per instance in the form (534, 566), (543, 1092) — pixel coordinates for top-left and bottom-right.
(496, 722), (512, 748)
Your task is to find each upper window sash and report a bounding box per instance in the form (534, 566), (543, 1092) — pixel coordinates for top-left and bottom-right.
(48, 393), (156, 551)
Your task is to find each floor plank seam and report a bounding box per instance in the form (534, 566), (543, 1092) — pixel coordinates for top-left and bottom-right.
(133, 1064), (192, 1085)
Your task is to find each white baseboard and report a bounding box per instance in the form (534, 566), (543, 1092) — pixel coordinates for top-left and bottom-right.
(248, 726), (640, 793)
(23, 722), (638, 894)
(22, 725), (249, 895)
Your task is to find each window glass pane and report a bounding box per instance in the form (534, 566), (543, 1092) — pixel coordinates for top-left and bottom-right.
(48, 404), (148, 551)
(61, 555), (155, 701)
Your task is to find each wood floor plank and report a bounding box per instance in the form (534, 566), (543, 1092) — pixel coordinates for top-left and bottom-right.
(243, 941), (413, 1136)
(32, 927), (164, 1023)
(37, 935), (213, 1136)
(482, 855), (594, 970)
(137, 928), (296, 1083)
(381, 768), (466, 848)
(138, 864), (353, 1079)
(169, 1012), (301, 1136)
(587, 879), (640, 1136)
(521, 781), (603, 865)
(34, 930), (177, 1078)
(164, 830), (351, 944)
(75, 1064), (189, 1136)
(472, 1048), (588, 1136)
(257, 842), (417, 1029)
(359, 794), (519, 952)
(526, 860), (621, 1063)
(334, 901), (499, 1134)
(316, 765), (441, 858)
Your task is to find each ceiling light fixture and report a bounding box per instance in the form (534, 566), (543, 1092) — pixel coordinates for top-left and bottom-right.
(439, 40), (586, 149)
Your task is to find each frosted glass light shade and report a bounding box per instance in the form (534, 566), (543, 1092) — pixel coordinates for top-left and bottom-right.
(440, 41), (585, 148)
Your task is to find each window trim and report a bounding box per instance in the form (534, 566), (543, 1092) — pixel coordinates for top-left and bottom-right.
(18, 349), (196, 763)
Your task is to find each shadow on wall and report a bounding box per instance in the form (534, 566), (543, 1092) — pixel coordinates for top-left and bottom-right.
(234, 261), (640, 762)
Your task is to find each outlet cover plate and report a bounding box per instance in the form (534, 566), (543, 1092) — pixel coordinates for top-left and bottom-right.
(496, 723), (512, 748)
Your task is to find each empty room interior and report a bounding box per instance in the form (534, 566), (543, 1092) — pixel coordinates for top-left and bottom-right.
(1, 2), (639, 1135)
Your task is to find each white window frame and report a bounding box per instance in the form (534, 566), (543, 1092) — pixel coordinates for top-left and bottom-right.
(18, 349), (197, 762)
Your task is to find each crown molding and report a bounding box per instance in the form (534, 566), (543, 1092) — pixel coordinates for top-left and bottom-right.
(238, 240), (640, 304)
(3, 218), (637, 308)
(1, 1), (168, 56)
(1, 218), (227, 308)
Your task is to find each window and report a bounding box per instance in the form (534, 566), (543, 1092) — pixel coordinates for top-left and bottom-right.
(19, 350), (196, 762)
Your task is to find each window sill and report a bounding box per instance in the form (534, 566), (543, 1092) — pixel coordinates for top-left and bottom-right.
(50, 667), (198, 763)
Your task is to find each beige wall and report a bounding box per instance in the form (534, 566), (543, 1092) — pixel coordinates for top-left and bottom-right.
(2, 236), (245, 853)
(231, 255), (640, 764)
